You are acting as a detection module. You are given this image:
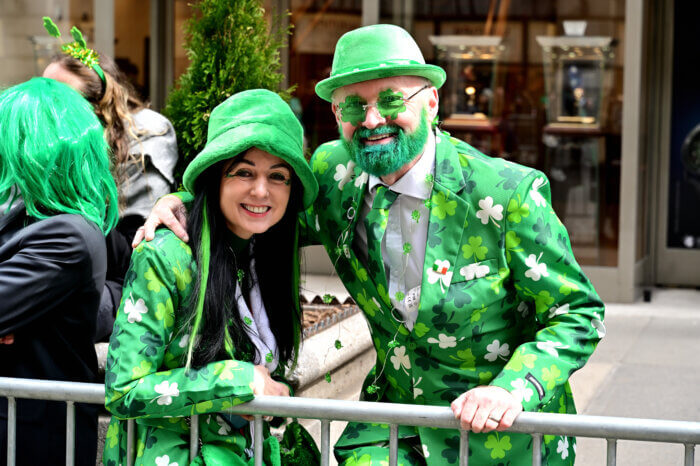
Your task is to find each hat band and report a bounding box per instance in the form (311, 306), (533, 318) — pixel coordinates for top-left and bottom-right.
(331, 58), (426, 78)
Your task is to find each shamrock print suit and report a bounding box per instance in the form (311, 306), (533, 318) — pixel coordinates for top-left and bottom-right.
(103, 231), (282, 466)
(301, 131), (605, 465)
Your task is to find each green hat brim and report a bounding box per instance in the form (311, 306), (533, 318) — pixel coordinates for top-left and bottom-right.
(182, 122), (318, 210)
(315, 63), (446, 102)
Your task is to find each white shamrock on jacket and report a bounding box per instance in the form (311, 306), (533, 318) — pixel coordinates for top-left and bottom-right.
(485, 339), (510, 362)
(124, 295), (148, 323)
(557, 436), (570, 460)
(155, 455), (178, 466)
(459, 262), (490, 281)
(426, 259), (453, 292)
(524, 253), (549, 281)
(592, 312), (606, 338)
(476, 196), (504, 225)
(390, 346), (411, 374)
(530, 177), (547, 207)
(333, 160), (355, 190)
(510, 378), (534, 403)
(427, 333), (457, 349)
(215, 416), (231, 435)
(536, 340), (569, 358)
(153, 381), (179, 406)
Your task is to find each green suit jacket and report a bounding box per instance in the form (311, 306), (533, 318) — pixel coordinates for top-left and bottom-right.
(301, 132), (605, 465)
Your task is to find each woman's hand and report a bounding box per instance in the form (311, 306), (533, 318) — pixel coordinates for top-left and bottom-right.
(241, 365), (290, 421)
(132, 194), (189, 247)
(252, 365), (290, 397)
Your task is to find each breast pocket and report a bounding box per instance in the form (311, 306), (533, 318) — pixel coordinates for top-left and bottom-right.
(452, 258), (499, 284)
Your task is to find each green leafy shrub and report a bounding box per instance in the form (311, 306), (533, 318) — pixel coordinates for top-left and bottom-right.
(164, 0), (293, 183)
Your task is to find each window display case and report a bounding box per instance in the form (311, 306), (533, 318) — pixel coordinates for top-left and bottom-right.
(536, 24), (617, 263)
(429, 35), (505, 154)
(429, 35), (505, 125)
(536, 30), (614, 129)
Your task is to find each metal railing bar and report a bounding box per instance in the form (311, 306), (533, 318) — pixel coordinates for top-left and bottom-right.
(531, 433), (542, 466)
(685, 443), (695, 466)
(189, 414), (199, 461)
(226, 396), (700, 445)
(0, 377), (103, 404)
(321, 419), (331, 466)
(0, 378), (699, 450)
(7, 396), (15, 466)
(459, 430), (468, 466)
(389, 424), (398, 466)
(254, 415), (263, 466)
(126, 419), (134, 466)
(65, 401), (75, 466)
(606, 438), (617, 466)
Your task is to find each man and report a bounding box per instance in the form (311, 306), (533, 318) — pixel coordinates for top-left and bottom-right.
(138, 24), (604, 465)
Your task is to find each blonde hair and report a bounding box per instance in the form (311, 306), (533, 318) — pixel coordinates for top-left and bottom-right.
(50, 54), (147, 204)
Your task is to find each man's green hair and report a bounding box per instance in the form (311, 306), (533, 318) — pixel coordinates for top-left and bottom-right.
(0, 77), (118, 233)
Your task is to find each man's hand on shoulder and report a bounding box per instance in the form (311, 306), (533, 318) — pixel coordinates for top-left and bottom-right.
(451, 385), (522, 433)
(132, 194), (189, 247)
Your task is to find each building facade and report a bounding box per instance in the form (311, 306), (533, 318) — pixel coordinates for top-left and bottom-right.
(1, 0), (697, 302)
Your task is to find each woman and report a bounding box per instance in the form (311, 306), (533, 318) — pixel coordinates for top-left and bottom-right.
(103, 89), (318, 465)
(0, 77), (118, 465)
(43, 51), (178, 340)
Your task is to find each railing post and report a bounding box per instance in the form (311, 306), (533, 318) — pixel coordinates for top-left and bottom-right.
(126, 419), (134, 466)
(7, 397), (16, 466)
(531, 433), (542, 466)
(321, 419), (331, 466)
(65, 401), (75, 466)
(606, 438), (617, 465)
(459, 430), (469, 466)
(684, 443), (695, 466)
(189, 415), (199, 461)
(254, 415), (263, 466)
(389, 424), (398, 466)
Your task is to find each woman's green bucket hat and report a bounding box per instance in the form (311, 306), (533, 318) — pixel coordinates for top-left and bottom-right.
(183, 89), (318, 209)
(315, 24), (446, 102)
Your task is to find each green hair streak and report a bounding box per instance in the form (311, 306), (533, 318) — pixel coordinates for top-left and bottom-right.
(0, 78), (118, 234)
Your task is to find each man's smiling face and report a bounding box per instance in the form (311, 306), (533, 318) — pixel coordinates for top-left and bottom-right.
(331, 76), (439, 178)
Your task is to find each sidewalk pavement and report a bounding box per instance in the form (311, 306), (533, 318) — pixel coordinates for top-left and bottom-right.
(305, 288), (700, 466)
(570, 288), (700, 466)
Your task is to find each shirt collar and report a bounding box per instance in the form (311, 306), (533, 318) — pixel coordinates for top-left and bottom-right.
(368, 128), (436, 201)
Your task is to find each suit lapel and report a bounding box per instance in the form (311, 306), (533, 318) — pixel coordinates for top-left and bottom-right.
(419, 134), (470, 314)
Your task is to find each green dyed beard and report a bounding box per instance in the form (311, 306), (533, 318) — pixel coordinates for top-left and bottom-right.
(340, 108), (430, 177)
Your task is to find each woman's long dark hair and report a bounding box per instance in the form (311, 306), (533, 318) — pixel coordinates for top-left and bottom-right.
(184, 158), (303, 368)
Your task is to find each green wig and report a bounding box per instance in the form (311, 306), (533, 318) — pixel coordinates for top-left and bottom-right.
(0, 77), (118, 234)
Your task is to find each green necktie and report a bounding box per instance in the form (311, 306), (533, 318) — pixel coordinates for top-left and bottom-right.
(363, 185), (398, 305)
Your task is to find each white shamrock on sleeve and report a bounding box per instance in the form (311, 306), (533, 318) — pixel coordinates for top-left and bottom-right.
(153, 381), (179, 406)
(524, 253), (549, 281)
(511, 378), (534, 403)
(124, 295), (148, 323)
(530, 177), (547, 207)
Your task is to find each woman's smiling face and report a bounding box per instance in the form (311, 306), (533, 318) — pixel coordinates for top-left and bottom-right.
(219, 148), (292, 239)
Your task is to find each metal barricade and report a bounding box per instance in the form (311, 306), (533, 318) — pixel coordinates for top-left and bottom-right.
(1, 377), (699, 466)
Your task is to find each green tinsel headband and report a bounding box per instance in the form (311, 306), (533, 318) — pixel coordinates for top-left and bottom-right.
(43, 17), (106, 89)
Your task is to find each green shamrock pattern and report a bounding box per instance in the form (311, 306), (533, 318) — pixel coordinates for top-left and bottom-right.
(102, 230), (285, 466)
(300, 133), (604, 465)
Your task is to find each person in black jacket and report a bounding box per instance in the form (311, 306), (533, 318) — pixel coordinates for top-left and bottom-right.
(0, 77), (119, 465)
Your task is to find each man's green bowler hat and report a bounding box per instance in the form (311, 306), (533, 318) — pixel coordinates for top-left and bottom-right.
(315, 24), (446, 102)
